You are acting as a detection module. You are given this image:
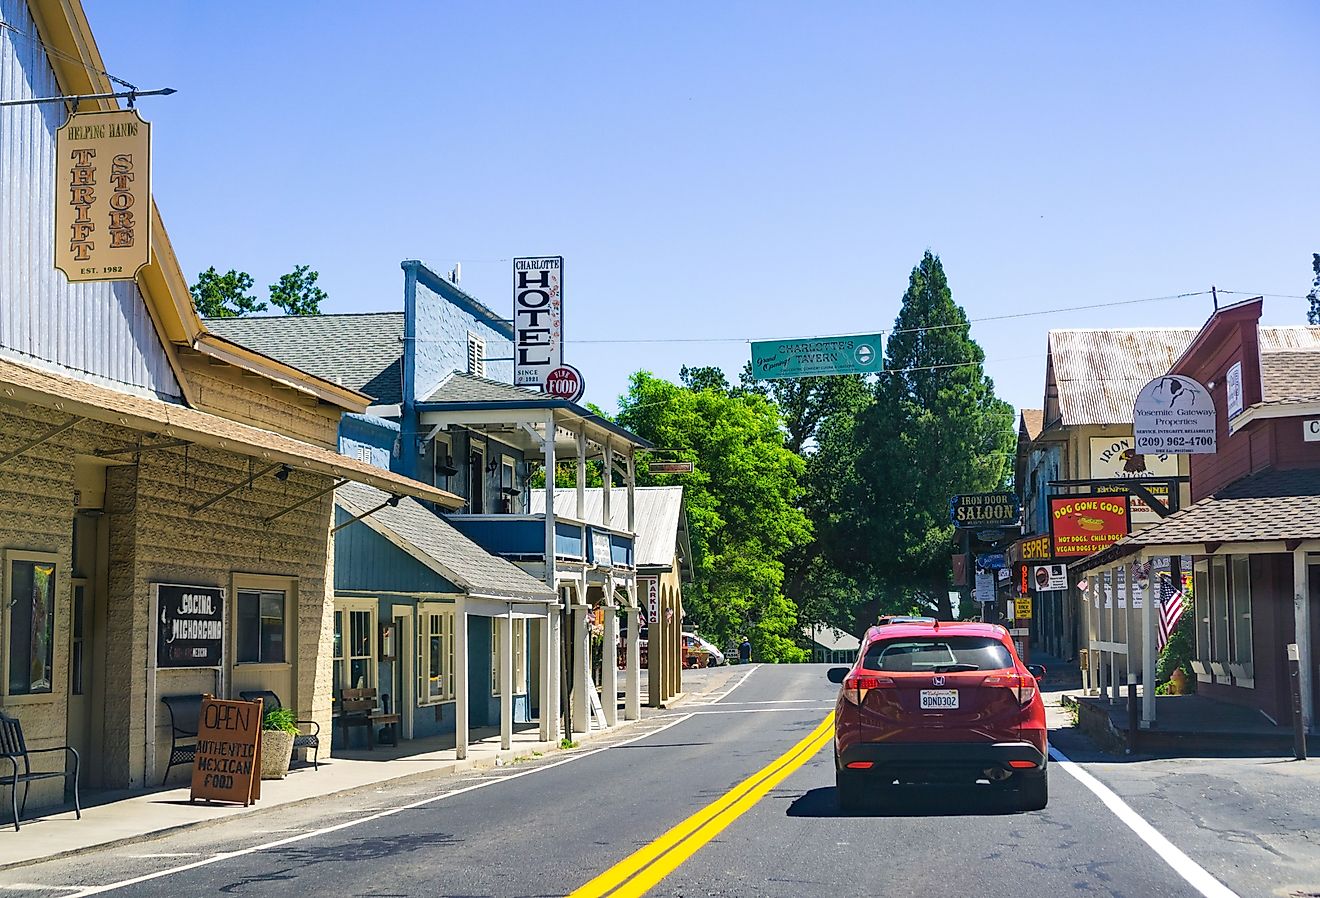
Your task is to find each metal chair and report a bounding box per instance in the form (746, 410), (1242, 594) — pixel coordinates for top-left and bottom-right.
(0, 710), (80, 831)
(239, 690), (320, 769)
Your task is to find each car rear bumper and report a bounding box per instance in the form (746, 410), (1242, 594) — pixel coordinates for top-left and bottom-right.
(838, 740), (1047, 779)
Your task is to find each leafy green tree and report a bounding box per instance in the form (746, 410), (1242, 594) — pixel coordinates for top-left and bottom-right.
(1307, 253), (1320, 325)
(831, 252), (1015, 626)
(191, 264), (328, 318)
(738, 364), (870, 455)
(269, 264), (328, 316)
(190, 267), (264, 318)
(617, 371), (811, 661)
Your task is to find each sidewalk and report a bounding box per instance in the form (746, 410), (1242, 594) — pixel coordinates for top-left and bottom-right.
(0, 666), (738, 872)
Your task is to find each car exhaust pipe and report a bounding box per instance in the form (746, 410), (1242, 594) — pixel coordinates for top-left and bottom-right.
(984, 767), (1013, 783)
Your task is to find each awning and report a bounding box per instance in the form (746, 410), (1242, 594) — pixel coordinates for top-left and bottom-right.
(0, 354), (462, 509)
(336, 481), (556, 603)
(1075, 468), (1320, 572)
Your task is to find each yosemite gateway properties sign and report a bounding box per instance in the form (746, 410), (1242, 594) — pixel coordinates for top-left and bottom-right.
(513, 256), (564, 388)
(1132, 375), (1216, 455)
(950, 492), (1020, 528)
(54, 109), (151, 283)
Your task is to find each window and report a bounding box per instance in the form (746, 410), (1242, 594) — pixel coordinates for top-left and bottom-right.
(236, 590), (286, 663)
(1211, 557), (1230, 662)
(1194, 560), (1211, 661)
(434, 434), (454, 488)
(500, 458), (517, 514)
(467, 333), (486, 378)
(6, 555), (57, 696)
(1230, 556), (1252, 665)
(418, 605), (455, 704)
(332, 601), (376, 701)
(356, 444), (372, 464)
(468, 447), (485, 513)
(492, 618), (528, 694)
(71, 582), (86, 696)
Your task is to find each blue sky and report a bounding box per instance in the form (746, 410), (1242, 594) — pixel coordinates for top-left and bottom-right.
(86, 1), (1319, 415)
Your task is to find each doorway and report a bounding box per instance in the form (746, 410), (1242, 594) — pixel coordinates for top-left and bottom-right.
(68, 501), (108, 788)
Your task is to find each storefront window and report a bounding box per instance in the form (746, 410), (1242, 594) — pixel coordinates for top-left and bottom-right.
(1193, 560), (1210, 661)
(1210, 557), (1229, 662)
(418, 605), (455, 704)
(7, 557), (56, 695)
(331, 601), (375, 702)
(1230, 556), (1252, 665)
(348, 609), (372, 689)
(332, 610), (343, 705)
(236, 590), (286, 663)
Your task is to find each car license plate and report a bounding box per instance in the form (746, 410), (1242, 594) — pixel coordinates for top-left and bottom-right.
(920, 689), (959, 710)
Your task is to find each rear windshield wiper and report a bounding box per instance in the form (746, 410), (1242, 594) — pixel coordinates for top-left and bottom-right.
(931, 663), (979, 672)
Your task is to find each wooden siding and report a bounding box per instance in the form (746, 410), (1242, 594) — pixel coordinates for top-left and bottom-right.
(0, 0), (181, 399)
(333, 508), (456, 594)
(178, 357), (340, 448)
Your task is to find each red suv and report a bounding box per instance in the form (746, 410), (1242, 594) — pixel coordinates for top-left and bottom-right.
(829, 621), (1048, 812)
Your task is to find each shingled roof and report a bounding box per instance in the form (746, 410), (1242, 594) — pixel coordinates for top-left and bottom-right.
(206, 313), (404, 404)
(1260, 350), (1320, 405)
(426, 371), (554, 404)
(335, 481), (555, 602)
(1077, 468), (1320, 571)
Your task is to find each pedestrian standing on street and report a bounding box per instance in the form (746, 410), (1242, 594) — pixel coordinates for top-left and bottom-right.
(739, 636), (752, 664)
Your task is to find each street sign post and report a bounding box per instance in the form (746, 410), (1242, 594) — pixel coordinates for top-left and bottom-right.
(749, 334), (884, 380)
(647, 461), (694, 474)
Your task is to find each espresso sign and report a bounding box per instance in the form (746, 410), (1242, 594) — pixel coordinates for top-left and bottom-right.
(190, 696), (262, 806)
(155, 584), (224, 668)
(513, 256), (564, 387)
(54, 109), (151, 283)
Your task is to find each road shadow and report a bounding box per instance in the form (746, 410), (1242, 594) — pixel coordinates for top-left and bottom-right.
(787, 785), (1023, 818)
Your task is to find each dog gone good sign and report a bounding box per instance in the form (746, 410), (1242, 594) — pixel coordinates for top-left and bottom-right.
(1050, 496), (1130, 557)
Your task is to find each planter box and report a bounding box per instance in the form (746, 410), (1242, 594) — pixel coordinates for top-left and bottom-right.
(260, 730), (296, 780)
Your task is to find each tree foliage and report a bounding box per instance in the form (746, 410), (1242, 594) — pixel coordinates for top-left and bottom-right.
(1307, 253), (1320, 325)
(616, 371), (811, 662)
(191, 265), (328, 318)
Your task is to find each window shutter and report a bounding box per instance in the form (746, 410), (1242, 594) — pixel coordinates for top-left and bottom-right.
(467, 333), (486, 378)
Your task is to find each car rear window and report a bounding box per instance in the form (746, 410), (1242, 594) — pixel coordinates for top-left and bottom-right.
(862, 636), (1012, 673)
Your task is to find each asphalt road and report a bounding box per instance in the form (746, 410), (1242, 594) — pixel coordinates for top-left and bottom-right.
(0, 664), (1296, 898)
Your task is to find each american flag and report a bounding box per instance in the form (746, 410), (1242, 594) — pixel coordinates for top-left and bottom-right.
(1157, 573), (1185, 651)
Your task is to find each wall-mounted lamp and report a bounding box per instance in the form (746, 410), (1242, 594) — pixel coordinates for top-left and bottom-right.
(274, 465), (292, 482)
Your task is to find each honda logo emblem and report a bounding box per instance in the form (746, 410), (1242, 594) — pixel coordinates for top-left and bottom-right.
(931, 675), (946, 687)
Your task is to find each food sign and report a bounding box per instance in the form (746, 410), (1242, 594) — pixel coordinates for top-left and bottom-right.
(1049, 496), (1130, 557)
(154, 584), (224, 668)
(190, 696), (262, 806)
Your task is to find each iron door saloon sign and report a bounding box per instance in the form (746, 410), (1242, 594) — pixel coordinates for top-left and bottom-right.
(950, 492), (1020, 528)
(155, 584), (224, 668)
(54, 109), (151, 283)
(513, 257), (564, 387)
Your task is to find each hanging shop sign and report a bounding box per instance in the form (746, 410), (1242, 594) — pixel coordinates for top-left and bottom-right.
(1018, 534), (1052, 562)
(1226, 361), (1244, 419)
(543, 364), (585, 402)
(640, 577), (659, 625)
(976, 552), (1007, 570)
(190, 695), (262, 806)
(749, 333), (884, 380)
(54, 109), (151, 283)
(1050, 496), (1130, 556)
(1014, 597), (1034, 619)
(154, 584), (225, 668)
(513, 256), (564, 388)
(973, 568), (995, 603)
(1032, 563), (1068, 592)
(1132, 375), (1216, 455)
(1089, 436), (1178, 524)
(950, 492), (1021, 528)
(648, 461), (694, 474)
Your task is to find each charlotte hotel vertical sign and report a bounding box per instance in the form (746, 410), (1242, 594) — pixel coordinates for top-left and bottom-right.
(54, 109), (151, 283)
(513, 256), (563, 388)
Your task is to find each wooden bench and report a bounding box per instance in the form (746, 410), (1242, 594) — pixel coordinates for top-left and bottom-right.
(239, 690), (320, 769)
(339, 688), (399, 750)
(160, 693), (204, 785)
(0, 711), (80, 831)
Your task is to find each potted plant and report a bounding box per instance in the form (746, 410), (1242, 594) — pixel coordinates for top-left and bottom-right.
(260, 708), (299, 779)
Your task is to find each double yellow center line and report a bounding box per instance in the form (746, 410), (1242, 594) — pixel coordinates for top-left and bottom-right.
(568, 712), (836, 898)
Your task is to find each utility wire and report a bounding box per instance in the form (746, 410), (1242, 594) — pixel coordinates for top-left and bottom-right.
(0, 21), (137, 91)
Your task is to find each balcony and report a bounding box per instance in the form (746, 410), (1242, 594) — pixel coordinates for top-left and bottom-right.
(447, 513), (634, 570)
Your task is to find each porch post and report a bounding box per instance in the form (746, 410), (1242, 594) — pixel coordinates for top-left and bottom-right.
(1109, 565), (1120, 703)
(543, 412), (567, 740)
(576, 428), (587, 520)
(500, 610), (513, 751)
(603, 441), (614, 526)
(574, 597), (590, 734)
(626, 452), (636, 534)
(548, 603), (562, 743)
(454, 598), (469, 761)
(539, 609), (553, 742)
(625, 597), (641, 720)
(1142, 554), (1157, 726)
(1294, 550), (1313, 730)
(603, 577), (619, 728)
(1089, 572), (1103, 697)
(1124, 559), (1137, 693)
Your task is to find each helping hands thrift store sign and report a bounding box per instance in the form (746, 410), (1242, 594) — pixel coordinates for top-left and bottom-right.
(54, 109), (151, 283)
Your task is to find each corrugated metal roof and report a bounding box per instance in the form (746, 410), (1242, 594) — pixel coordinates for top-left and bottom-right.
(337, 481), (555, 602)
(806, 626), (860, 652)
(531, 486), (685, 568)
(1048, 329), (1200, 427)
(1259, 326), (1320, 353)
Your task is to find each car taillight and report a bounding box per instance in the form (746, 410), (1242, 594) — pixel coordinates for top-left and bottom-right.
(983, 673), (1037, 706)
(842, 674), (894, 705)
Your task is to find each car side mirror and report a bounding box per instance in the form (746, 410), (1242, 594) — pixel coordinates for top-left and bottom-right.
(1026, 664), (1046, 682)
(827, 667), (849, 684)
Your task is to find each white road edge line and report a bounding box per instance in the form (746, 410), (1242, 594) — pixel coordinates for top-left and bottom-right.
(705, 664), (759, 703)
(66, 712), (696, 897)
(679, 707), (835, 715)
(688, 699), (824, 707)
(1048, 746), (1240, 898)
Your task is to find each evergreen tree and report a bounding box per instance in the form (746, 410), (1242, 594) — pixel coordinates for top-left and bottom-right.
(1307, 254), (1320, 325)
